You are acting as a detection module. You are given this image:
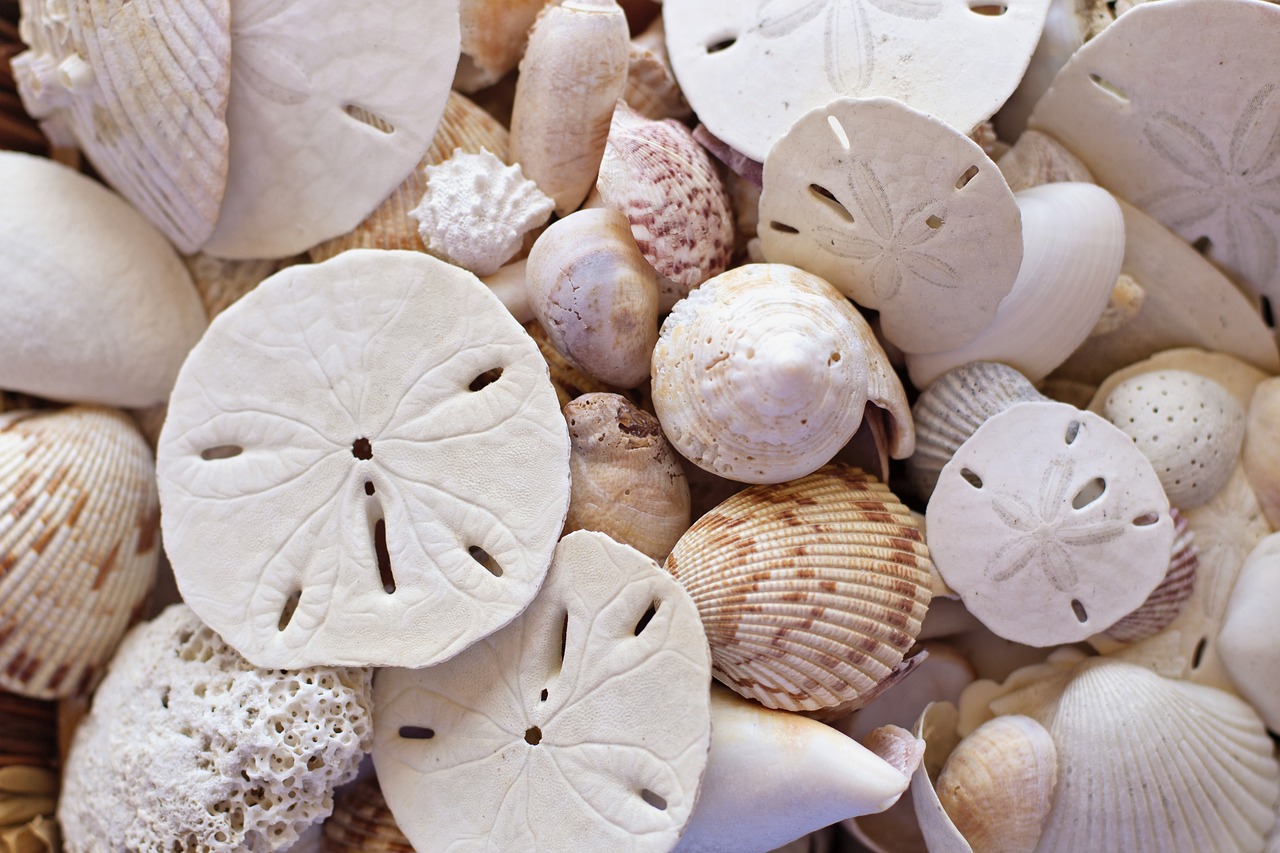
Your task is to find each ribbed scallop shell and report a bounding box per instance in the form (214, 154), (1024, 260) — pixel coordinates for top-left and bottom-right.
(11, 0), (230, 252)
(0, 407), (159, 698)
(597, 101), (733, 310)
(624, 31), (691, 122)
(308, 91), (510, 263)
(906, 362), (1047, 503)
(1104, 506), (1198, 644)
(323, 776), (413, 853)
(184, 254), (295, 321)
(664, 464), (933, 714)
(991, 657), (1279, 853)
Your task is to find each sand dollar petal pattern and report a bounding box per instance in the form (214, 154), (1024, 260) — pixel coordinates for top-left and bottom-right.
(157, 249), (570, 670)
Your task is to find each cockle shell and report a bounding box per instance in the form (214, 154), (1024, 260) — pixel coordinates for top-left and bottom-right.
(453, 0), (549, 93)
(0, 406), (159, 699)
(989, 657), (1280, 853)
(509, 0), (629, 216)
(322, 777), (412, 853)
(651, 263), (913, 484)
(596, 101), (734, 311)
(1217, 532), (1280, 732)
(410, 148), (553, 277)
(1102, 506), (1198, 644)
(11, 0), (231, 252)
(664, 465), (933, 714)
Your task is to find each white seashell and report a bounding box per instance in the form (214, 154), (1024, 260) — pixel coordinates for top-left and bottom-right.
(1242, 377), (1280, 529)
(411, 148), (553, 277)
(623, 17), (691, 121)
(1217, 532), (1280, 732)
(906, 183), (1124, 389)
(1087, 347), (1270, 415)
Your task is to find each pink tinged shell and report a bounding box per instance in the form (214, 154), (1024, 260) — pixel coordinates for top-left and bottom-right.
(0, 406), (159, 699)
(597, 102), (733, 310)
(1104, 506), (1198, 644)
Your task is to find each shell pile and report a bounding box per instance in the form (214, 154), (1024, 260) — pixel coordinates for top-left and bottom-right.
(2, 0), (1279, 850)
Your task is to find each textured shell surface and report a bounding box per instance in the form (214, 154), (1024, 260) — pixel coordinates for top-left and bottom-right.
(995, 129), (1095, 193)
(454, 0), (549, 92)
(989, 657), (1280, 853)
(0, 406), (159, 700)
(184, 254), (295, 322)
(1087, 347), (1270, 416)
(11, 0), (231, 252)
(758, 97), (1022, 355)
(624, 21), (691, 122)
(1102, 506), (1198, 644)
(664, 464), (933, 714)
(323, 777), (412, 853)
(596, 101), (733, 309)
(411, 148), (553, 276)
(651, 263), (912, 484)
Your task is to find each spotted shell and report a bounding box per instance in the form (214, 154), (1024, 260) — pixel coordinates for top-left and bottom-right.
(323, 776), (413, 853)
(0, 407), (159, 698)
(664, 464), (933, 714)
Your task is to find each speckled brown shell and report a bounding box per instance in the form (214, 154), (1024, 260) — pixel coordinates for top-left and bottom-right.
(322, 776), (413, 853)
(1104, 507), (1198, 644)
(0, 407), (158, 699)
(308, 91), (510, 263)
(664, 464), (932, 714)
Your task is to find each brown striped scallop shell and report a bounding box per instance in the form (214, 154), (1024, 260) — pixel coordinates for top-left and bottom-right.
(664, 464), (932, 714)
(1104, 506), (1198, 644)
(0, 406), (159, 699)
(322, 776), (412, 853)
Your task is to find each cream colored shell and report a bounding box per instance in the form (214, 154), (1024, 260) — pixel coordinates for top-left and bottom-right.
(454, 0), (549, 92)
(322, 777), (411, 853)
(996, 129), (1095, 193)
(1217, 532), (1280, 732)
(1242, 377), (1280, 529)
(652, 263), (912, 484)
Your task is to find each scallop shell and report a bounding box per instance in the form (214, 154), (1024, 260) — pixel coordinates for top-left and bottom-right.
(1103, 506), (1198, 644)
(184, 254), (296, 321)
(11, 0), (231, 252)
(597, 101), (734, 311)
(323, 776), (412, 853)
(906, 362), (1048, 503)
(623, 18), (691, 122)
(308, 90), (510, 264)
(990, 657), (1279, 853)
(664, 464), (933, 714)
(0, 406), (159, 699)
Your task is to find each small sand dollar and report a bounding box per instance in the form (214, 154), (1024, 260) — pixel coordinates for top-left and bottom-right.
(157, 249), (570, 670)
(927, 401), (1174, 646)
(373, 530), (712, 852)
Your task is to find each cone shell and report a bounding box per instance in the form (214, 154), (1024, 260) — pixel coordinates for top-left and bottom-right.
(664, 464), (933, 714)
(1104, 506), (1198, 644)
(323, 776), (413, 853)
(0, 407), (159, 698)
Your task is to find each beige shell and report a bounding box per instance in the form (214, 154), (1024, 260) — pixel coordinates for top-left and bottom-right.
(0, 691), (59, 853)
(623, 17), (691, 122)
(309, 90), (511, 264)
(1103, 506), (1198, 644)
(453, 0), (549, 92)
(597, 102), (734, 311)
(990, 657), (1279, 853)
(906, 362), (1048, 504)
(509, 0), (629, 215)
(564, 393), (691, 563)
(1218, 532), (1280, 732)
(185, 254), (297, 322)
(651, 263), (913, 484)
(1242, 377), (1280, 529)
(996, 128), (1094, 197)
(1087, 347), (1270, 416)
(524, 319), (631, 409)
(664, 465), (933, 714)
(12, 0), (231, 252)
(0, 406), (159, 698)
(322, 776), (412, 853)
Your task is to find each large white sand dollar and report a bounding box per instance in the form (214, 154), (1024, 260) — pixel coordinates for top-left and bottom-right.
(157, 249), (570, 670)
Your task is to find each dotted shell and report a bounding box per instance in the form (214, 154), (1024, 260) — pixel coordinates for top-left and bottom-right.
(664, 464), (932, 714)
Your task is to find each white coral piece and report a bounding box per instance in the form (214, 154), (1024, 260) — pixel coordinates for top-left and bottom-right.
(410, 148), (554, 276)
(59, 605), (373, 853)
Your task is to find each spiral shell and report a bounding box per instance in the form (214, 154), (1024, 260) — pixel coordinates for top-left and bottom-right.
(664, 464), (933, 714)
(0, 407), (158, 698)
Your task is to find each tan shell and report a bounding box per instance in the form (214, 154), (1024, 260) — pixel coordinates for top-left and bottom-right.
(453, 0), (549, 92)
(651, 263), (913, 484)
(1242, 377), (1280, 529)
(597, 102), (734, 310)
(309, 91), (510, 264)
(0, 692), (58, 767)
(564, 393), (691, 563)
(1088, 348), (1270, 416)
(524, 319), (630, 409)
(12, 0), (231, 252)
(996, 129), (1095, 193)
(1103, 506), (1198, 644)
(0, 406), (159, 698)
(184, 254), (297, 321)
(623, 18), (691, 122)
(664, 465), (933, 714)
(322, 776), (412, 853)
(509, 0), (629, 215)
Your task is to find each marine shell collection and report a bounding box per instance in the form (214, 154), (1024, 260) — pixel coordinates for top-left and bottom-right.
(2, 0), (1279, 851)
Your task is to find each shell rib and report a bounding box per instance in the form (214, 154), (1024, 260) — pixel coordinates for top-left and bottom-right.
(1103, 506), (1198, 644)
(323, 777), (412, 853)
(664, 464), (933, 714)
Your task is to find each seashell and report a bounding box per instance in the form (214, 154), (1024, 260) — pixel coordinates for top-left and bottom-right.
(996, 129), (1095, 193)
(910, 701), (972, 853)
(0, 764), (58, 852)
(662, 0), (1051, 164)
(410, 148), (553, 277)
(906, 183), (1125, 389)
(693, 123), (762, 187)
(481, 259), (535, 325)
(1055, 199), (1280, 385)
(664, 464), (933, 714)
(308, 90), (510, 264)
(1036, 377), (1098, 410)
(759, 97), (1022, 356)
(1242, 377), (1280, 529)
(1100, 370), (1245, 508)
(989, 656), (1280, 853)
(1, 13), (49, 155)
(0, 406), (159, 699)
(184, 253), (297, 321)
(201, 0), (460, 259)
(0, 692), (58, 765)
(11, 0), (230, 252)
(906, 362), (1048, 504)
(509, 0), (629, 216)
(453, 0), (549, 92)
(624, 17), (691, 122)
(322, 776), (412, 853)
(927, 401), (1175, 647)
(596, 101), (734, 311)
(1103, 507), (1198, 644)
(1028, 0), (1280, 319)
(1087, 273), (1145, 338)
(525, 207), (660, 389)
(563, 393), (691, 563)
(651, 263), (913, 484)
(524, 319), (630, 408)
(934, 715), (1058, 853)
(1217, 532), (1280, 732)
(1088, 347), (1270, 417)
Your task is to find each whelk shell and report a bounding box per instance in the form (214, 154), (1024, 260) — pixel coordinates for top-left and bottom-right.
(664, 464), (933, 714)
